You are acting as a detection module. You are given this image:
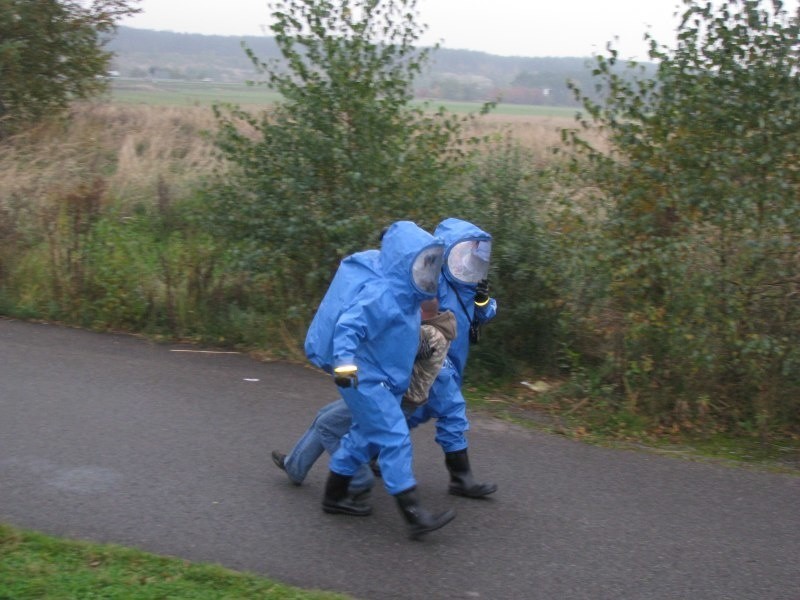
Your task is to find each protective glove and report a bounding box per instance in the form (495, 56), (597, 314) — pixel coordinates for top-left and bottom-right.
(474, 279), (490, 306)
(333, 365), (358, 388)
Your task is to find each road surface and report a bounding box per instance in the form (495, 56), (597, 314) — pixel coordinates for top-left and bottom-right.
(1, 318), (798, 599)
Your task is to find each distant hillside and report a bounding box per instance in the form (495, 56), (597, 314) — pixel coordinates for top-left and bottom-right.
(108, 27), (647, 107)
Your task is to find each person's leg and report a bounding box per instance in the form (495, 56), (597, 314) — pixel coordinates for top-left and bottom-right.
(330, 382), (415, 494)
(315, 398), (353, 454)
(322, 390), (380, 516)
(394, 486), (456, 540)
(368, 400), (428, 480)
(275, 399), (342, 484)
(426, 369), (497, 498)
(321, 470), (373, 517)
(313, 398), (374, 492)
(369, 394), (457, 538)
(326, 382), (455, 538)
(348, 463), (375, 493)
(425, 368), (469, 453)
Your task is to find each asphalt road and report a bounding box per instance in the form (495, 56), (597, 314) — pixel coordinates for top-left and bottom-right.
(1, 318), (799, 600)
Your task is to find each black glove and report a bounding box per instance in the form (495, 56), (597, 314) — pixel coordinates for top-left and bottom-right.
(333, 366), (358, 388)
(474, 279), (490, 305)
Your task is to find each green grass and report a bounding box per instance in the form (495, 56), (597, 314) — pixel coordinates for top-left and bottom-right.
(463, 384), (800, 476)
(415, 98), (578, 117)
(644, 432), (800, 472)
(0, 523), (350, 600)
(110, 78), (282, 107)
(108, 78), (577, 116)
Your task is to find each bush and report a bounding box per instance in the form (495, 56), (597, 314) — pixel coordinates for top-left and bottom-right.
(562, 0), (800, 436)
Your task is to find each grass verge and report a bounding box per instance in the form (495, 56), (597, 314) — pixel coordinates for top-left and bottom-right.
(465, 382), (800, 476)
(0, 523), (350, 600)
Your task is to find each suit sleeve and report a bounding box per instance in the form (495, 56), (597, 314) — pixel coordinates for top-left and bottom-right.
(474, 297), (497, 324)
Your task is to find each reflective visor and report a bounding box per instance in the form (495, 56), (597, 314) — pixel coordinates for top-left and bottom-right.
(446, 239), (491, 284)
(411, 244), (445, 295)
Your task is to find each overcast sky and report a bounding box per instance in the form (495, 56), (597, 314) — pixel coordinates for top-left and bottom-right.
(120, 0), (695, 59)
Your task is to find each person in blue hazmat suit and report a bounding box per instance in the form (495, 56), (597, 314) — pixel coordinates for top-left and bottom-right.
(405, 217), (499, 498)
(304, 220), (456, 539)
(274, 218), (498, 500)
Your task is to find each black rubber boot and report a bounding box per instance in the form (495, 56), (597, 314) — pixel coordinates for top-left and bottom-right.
(445, 449), (498, 498)
(394, 487), (456, 540)
(322, 471), (372, 516)
(349, 487), (372, 504)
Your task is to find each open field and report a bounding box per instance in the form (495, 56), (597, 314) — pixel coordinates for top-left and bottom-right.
(109, 78), (580, 118)
(105, 79), (585, 159)
(109, 78), (283, 107)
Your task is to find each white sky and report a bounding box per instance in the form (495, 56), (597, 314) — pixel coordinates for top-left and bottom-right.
(120, 0), (691, 59)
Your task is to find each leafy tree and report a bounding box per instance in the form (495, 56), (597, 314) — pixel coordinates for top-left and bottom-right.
(565, 0), (800, 433)
(0, 0), (140, 136)
(207, 0), (491, 307)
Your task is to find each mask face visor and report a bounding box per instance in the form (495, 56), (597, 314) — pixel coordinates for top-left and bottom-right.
(411, 245), (444, 296)
(446, 240), (491, 284)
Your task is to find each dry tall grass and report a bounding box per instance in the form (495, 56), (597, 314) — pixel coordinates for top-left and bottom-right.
(0, 103), (220, 212)
(473, 114), (575, 150)
(0, 103), (595, 216)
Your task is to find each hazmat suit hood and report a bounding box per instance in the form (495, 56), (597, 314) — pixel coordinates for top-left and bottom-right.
(434, 218), (496, 379)
(380, 220), (444, 307)
(437, 218), (493, 289)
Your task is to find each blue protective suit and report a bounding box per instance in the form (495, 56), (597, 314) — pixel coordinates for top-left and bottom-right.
(304, 221), (444, 495)
(407, 218), (498, 452)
